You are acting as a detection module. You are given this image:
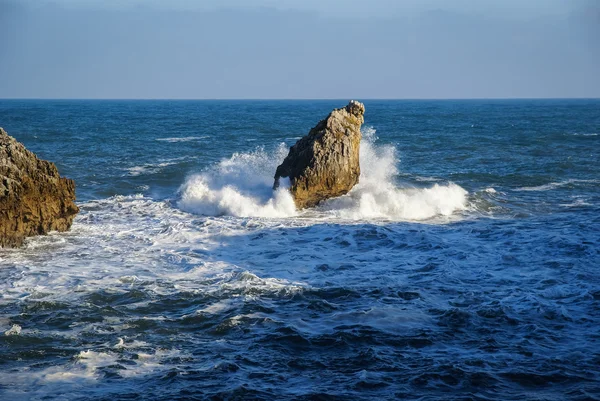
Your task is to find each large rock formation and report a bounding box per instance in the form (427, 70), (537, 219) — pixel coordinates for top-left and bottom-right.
(274, 100), (365, 209)
(1, 128), (79, 248)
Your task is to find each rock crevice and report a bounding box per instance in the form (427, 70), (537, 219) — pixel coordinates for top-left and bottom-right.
(274, 100), (365, 209)
(1, 128), (79, 248)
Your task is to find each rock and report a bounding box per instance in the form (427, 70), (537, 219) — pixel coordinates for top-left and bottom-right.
(0, 128), (79, 248)
(274, 100), (365, 209)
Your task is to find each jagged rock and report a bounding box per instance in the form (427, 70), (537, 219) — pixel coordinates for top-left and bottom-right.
(274, 100), (365, 209)
(0, 127), (79, 248)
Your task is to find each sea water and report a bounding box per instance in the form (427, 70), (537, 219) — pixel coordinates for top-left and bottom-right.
(0, 99), (599, 400)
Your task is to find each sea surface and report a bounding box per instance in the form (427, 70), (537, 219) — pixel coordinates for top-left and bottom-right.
(0, 99), (599, 400)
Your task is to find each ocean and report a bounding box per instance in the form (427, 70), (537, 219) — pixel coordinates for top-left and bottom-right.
(0, 99), (599, 400)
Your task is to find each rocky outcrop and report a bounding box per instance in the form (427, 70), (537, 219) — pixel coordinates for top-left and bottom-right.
(1, 128), (79, 248)
(274, 100), (365, 209)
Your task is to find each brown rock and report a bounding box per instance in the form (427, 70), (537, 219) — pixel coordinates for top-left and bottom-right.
(274, 100), (365, 209)
(1, 127), (79, 248)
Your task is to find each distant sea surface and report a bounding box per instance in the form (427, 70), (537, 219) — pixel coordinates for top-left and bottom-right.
(1, 99), (599, 400)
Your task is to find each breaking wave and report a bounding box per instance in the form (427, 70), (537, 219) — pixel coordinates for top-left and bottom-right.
(177, 127), (468, 221)
(177, 144), (297, 218)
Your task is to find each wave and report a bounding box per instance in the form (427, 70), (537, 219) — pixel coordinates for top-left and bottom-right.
(126, 162), (176, 177)
(126, 157), (191, 177)
(178, 144), (297, 218)
(155, 136), (208, 143)
(559, 198), (592, 208)
(0, 345), (188, 398)
(516, 179), (599, 192)
(314, 128), (467, 220)
(177, 127), (468, 221)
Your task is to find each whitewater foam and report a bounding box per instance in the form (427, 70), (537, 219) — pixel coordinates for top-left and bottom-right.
(316, 128), (467, 220)
(177, 127), (468, 221)
(0, 345), (188, 400)
(178, 144), (297, 217)
(4, 324), (22, 336)
(0, 194), (310, 305)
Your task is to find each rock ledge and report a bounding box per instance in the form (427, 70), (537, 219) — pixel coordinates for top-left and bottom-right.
(1, 128), (79, 248)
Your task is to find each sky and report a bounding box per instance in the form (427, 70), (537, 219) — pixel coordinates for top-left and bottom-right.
(0, 0), (598, 99)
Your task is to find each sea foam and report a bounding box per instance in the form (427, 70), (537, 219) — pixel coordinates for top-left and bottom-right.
(318, 128), (467, 220)
(178, 144), (297, 218)
(178, 127), (468, 221)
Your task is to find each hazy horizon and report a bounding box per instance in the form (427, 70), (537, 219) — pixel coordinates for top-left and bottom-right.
(2, 97), (600, 101)
(1, 0), (599, 99)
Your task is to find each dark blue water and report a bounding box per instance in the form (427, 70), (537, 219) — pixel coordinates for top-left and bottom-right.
(1, 100), (599, 400)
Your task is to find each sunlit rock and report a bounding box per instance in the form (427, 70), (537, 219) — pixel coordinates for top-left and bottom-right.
(0, 127), (79, 247)
(274, 100), (365, 209)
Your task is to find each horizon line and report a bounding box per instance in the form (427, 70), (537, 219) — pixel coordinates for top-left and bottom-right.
(1, 97), (599, 101)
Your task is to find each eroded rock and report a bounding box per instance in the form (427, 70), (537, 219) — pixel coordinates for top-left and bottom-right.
(274, 100), (365, 209)
(1, 127), (79, 248)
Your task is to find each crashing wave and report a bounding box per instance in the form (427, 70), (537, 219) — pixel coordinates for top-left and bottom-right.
(177, 127), (468, 221)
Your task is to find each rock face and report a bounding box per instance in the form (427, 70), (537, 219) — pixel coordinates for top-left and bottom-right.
(274, 100), (365, 209)
(1, 128), (79, 248)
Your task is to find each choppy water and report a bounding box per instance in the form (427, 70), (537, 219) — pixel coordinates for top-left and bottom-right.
(0, 99), (599, 400)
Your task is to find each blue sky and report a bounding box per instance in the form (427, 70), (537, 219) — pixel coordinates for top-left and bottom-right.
(1, 0), (598, 98)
